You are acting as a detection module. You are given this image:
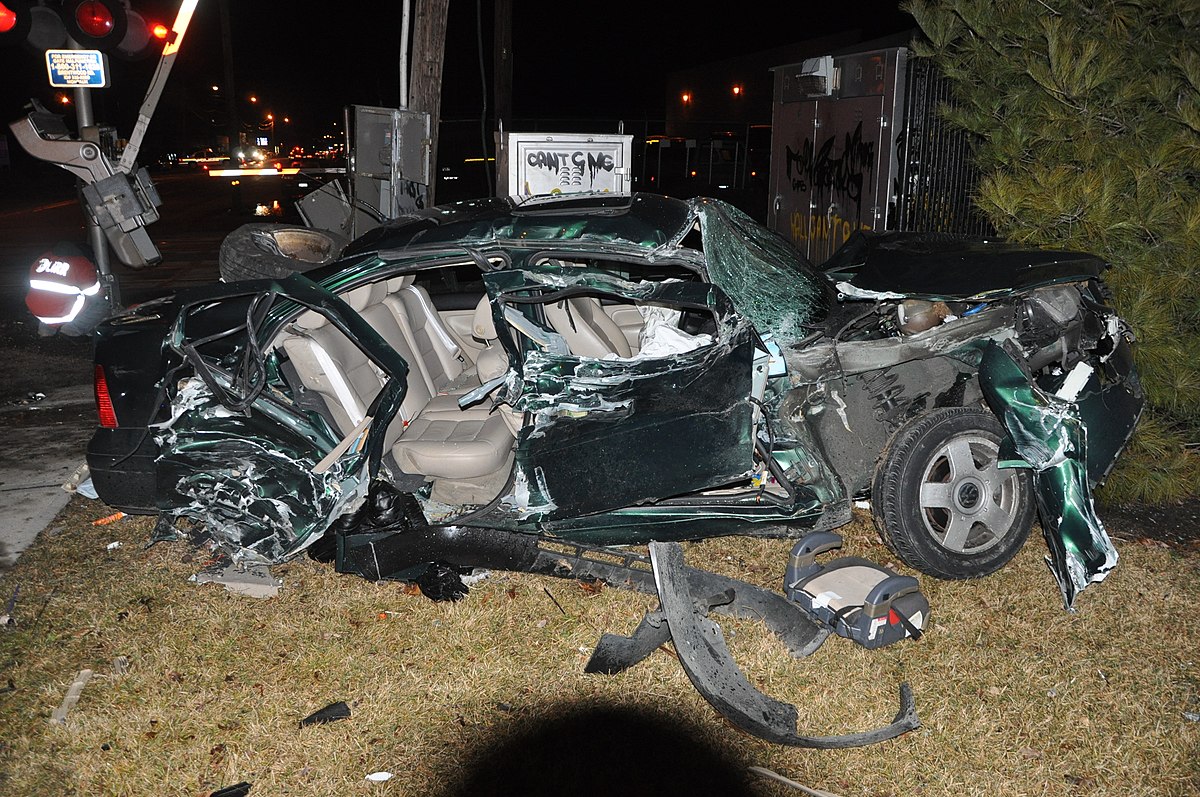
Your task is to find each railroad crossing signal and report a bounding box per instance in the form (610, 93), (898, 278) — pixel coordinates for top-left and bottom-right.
(0, 1), (169, 58)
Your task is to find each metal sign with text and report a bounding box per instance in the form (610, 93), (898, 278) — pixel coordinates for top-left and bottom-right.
(45, 49), (109, 88)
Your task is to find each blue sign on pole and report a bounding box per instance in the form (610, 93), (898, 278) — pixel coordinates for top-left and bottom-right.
(45, 50), (109, 88)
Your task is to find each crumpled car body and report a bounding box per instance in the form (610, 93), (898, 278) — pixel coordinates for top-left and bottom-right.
(87, 194), (1142, 609)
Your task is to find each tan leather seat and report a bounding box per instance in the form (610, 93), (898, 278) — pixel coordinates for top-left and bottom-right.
(390, 413), (514, 478)
(382, 276), (470, 393)
(544, 296), (633, 359)
(471, 293), (509, 382)
(281, 281), (514, 482)
(282, 283), (386, 437)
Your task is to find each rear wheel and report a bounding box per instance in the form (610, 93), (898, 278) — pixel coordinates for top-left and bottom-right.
(871, 406), (1035, 580)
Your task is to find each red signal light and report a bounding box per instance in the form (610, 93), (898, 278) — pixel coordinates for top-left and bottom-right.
(151, 22), (169, 40)
(63, 0), (126, 50)
(75, 0), (114, 37)
(0, 4), (17, 34)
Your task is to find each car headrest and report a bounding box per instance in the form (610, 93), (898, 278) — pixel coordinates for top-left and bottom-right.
(294, 308), (329, 331)
(387, 274), (416, 293)
(295, 281), (384, 330)
(472, 294), (497, 340)
(343, 282), (386, 310)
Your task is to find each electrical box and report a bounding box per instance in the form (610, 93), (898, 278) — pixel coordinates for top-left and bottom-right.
(496, 132), (633, 198)
(346, 105), (431, 237)
(768, 46), (993, 264)
(768, 48), (908, 265)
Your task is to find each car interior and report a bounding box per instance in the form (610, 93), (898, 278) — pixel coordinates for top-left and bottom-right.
(268, 256), (723, 508)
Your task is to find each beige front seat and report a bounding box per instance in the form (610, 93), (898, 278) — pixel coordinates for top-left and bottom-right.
(281, 281), (513, 484)
(544, 297), (632, 359)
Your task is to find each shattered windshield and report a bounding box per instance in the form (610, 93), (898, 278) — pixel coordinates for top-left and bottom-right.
(694, 199), (829, 340)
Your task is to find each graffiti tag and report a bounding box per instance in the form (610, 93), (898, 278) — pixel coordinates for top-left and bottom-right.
(789, 210), (871, 247)
(785, 121), (875, 217)
(396, 179), (426, 211)
(526, 149), (615, 188)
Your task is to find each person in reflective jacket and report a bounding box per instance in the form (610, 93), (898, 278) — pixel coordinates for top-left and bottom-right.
(25, 243), (107, 336)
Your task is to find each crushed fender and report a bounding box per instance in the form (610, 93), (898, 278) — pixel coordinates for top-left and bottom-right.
(978, 340), (1137, 609)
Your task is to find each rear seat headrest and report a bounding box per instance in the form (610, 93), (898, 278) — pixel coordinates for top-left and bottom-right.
(387, 274), (416, 292)
(472, 294), (497, 340)
(293, 281), (386, 331)
(346, 281), (387, 309)
(295, 308), (328, 330)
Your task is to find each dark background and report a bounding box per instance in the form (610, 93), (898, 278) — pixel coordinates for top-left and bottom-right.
(0, 1), (912, 161)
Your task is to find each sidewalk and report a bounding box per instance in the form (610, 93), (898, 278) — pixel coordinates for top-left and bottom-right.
(0, 382), (96, 571)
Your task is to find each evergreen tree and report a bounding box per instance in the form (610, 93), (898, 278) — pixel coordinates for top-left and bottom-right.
(905, 0), (1200, 501)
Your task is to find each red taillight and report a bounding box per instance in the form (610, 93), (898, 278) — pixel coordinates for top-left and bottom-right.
(94, 364), (118, 428)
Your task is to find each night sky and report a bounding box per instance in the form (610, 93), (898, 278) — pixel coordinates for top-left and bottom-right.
(0, 1), (912, 156)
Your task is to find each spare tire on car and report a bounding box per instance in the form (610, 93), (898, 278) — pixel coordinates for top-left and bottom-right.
(218, 223), (348, 281)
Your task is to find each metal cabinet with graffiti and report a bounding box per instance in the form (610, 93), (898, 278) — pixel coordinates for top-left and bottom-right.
(768, 46), (992, 264)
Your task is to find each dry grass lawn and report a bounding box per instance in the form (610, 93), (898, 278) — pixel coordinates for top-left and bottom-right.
(1, 498), (1197, 796)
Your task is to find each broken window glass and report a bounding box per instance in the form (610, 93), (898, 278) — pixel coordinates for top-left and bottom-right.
(695, 200), (830, 339)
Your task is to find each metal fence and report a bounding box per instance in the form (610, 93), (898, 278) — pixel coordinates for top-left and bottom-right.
(893, 57), (995, 238)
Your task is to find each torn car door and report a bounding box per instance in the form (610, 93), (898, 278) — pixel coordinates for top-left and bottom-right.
(155, 274), (409, 563)
(476, 267), (759, 524)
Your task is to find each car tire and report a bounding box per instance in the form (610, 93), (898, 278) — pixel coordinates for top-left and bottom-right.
(218, 223), (348, 282)
(871, 406), (1035, 580)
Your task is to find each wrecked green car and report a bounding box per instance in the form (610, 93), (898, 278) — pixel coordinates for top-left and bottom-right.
(85, 192), (1141, 744)
(88, 193), (1140, 611)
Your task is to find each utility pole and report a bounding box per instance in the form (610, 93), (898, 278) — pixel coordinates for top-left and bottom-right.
(409, 0), (449, 206)
(218, 0), (239, 155)
(493, 0), (512, 129)
(493, 0), (512, 196)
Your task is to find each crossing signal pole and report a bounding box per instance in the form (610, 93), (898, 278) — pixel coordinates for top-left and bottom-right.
(3, 0), (197, 311)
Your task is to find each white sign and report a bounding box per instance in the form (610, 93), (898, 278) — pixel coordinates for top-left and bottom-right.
(500, 133), (632, 197)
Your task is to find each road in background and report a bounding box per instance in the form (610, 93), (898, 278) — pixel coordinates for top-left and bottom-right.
(0, 167), (319, 318)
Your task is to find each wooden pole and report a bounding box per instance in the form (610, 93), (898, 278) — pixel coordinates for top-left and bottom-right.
(494, 0), (513, 135)
(218, 0), (239, 155)
(409, 0), (450, 206)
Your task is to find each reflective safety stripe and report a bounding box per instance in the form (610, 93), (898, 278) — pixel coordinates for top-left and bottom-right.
(30, 279), (99, 296)
(29, 277), (100, 325)
(35, 295), (85, 324)
(30, 279), (85, 295)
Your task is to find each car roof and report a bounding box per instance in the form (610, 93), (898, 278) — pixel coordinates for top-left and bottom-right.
(341, 193), (694, 258)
